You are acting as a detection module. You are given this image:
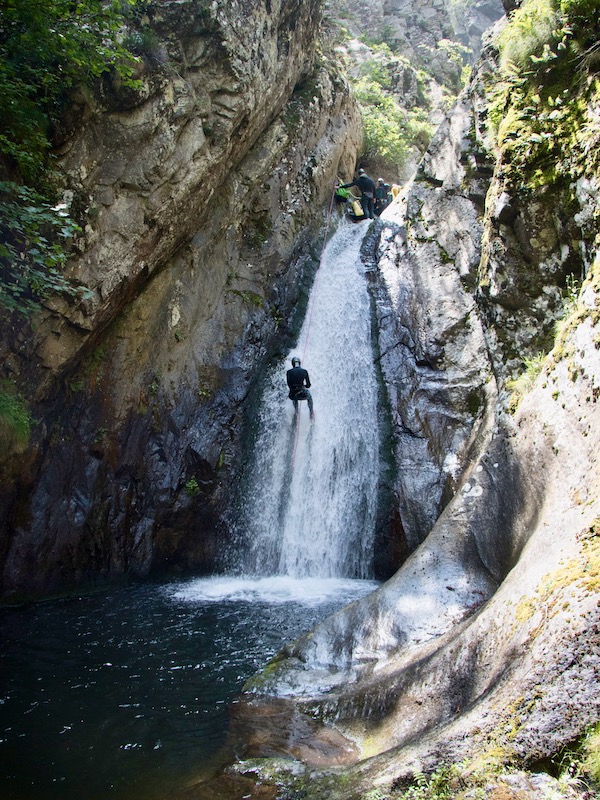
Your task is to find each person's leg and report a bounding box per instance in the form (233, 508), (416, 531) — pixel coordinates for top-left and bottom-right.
(360, 195), (369, 219)
(306, 391), (314, 419)
(292, 398), (298, 413)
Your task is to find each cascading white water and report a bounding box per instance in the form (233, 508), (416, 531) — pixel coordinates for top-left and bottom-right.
(239, 221), (381, 579)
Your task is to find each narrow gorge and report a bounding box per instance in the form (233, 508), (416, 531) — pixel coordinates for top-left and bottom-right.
(0, 0), (599, 799)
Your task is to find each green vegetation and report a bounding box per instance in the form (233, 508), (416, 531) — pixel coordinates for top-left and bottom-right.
(347, 32), (473, 176)
(561, 273), (582, 317)
(357, 23), (398, 50)
(227, 289), (264, 308)
(0, 0), (141, 317)
(515, 519), (599, 633)
(506, 351), (547, 411)
(0, 380), (31, 459)
(395, 763), (468, 800)
(184, 477), (200, 498)
(488, 0), (600, 192)
(554, 272), (582, 341)
(377, 711), (600, 800)
(92, 426), (108, 445)
(353, 74), (434, 176)
(0, 183), (87, 315)
(552, 258), (600, 368)
(496, 0), (561, 70)
(243, 213), (273, 249)
(583, 722), (600, 785)
(437, 38), (473, 90)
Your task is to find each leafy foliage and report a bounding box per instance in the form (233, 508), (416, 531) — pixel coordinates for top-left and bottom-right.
(347, 30), (473, 176)
(488, 0), (600, 192)
(0, 182), (90, 315)
(185, 477), (201, 498)
(437, 38), (473, 90)
(400, 765), (465, 800)
(353, 73), (434, 176)
(0, 379), (31, 459)
(0, 0), (141, 317)
(506, 352), (547, 412)
(496, 0), (561, 71)
(358, 23), (398, 50)
(583, 721), (600, 786)
(1, 0), (140, 183)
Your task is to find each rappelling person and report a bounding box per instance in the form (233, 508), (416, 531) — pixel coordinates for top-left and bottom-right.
(340, 168), (376, 220)
(286, 356), (315, 420)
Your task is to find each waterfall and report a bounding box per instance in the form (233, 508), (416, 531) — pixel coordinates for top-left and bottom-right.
(238, 221), (381, 580)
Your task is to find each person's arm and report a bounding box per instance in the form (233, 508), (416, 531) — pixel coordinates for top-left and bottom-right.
(304, 372), (311, 388)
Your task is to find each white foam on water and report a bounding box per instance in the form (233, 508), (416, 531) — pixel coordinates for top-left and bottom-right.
(169, 575), (379, 607)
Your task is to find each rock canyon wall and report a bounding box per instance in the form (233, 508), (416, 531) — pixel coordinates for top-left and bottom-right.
(225, 20), (600, 799)
(0, 0), (363, 600)
(1, 1), (598, 795)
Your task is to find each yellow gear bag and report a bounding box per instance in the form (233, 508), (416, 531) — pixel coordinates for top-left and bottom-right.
(352, 199), (364, 217)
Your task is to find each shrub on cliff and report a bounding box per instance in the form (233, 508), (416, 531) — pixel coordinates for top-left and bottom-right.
(488, 0), (600, 194)
(353, 71), (434, 178)
(0, 381), (31, 460)
(496, 0), (560, 70)
(0, 0), (141, 317)
(0, 182), (85, 315)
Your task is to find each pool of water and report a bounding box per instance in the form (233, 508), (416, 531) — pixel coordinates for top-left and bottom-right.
(0, 576), (377, 800)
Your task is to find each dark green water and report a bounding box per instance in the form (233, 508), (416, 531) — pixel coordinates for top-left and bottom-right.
(0, 576), (376, 800)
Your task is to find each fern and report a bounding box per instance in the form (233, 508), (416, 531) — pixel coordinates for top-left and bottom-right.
(496, 0), (561, 71)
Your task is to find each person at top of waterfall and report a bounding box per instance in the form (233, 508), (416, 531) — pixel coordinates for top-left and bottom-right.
(375, 178), (388, 214)
(286, 357), (314, 420)
(340, 168), (376, 220)
(334, 177), (351, 204)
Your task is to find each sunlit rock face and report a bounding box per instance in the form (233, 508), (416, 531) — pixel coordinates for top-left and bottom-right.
(371, 89), (495, 551)
(232, 34), (600, 796)
(330, 0), (504, 183)
(337, 0), (504, 74)
(0, 0), (363, 601)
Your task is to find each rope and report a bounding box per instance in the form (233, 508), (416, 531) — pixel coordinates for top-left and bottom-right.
(291, 407), (302, 469)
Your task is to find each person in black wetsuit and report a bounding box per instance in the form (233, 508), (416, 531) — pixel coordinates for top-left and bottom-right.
(340, 168), (376, 219)
(286, 356), (314, 420)
(375, 178), (388, 215)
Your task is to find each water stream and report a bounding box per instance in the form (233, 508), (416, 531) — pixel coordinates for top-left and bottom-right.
(0, 220), (382, 799)
(0, 578), (377, 800)
(238, 220), (381, 579)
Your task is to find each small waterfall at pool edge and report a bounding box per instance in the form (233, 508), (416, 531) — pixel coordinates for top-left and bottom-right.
(236, 220), (381, 580)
